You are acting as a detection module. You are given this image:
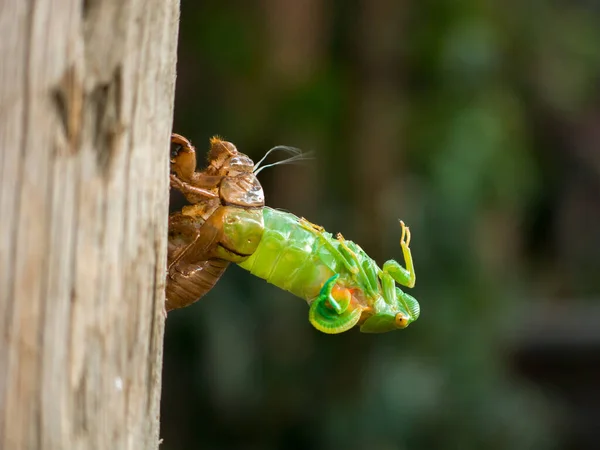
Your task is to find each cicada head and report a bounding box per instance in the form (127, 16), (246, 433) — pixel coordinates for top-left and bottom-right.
(207, 137), (243, 172)
(213, 207), (264, 263)
(358, 288), (420, 333)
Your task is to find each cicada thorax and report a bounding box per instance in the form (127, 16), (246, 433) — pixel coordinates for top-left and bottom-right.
(166, 135), (265, 311)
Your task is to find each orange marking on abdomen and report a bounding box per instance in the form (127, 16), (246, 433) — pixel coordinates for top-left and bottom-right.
(331, 285), (351, 302)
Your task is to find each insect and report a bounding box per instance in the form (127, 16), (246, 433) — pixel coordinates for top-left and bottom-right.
(236, 210), (419, 333)
(166, 134), (265, 311)
(167, 134), (420, 333)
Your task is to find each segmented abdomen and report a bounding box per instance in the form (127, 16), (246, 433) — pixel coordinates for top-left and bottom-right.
(237, 208), (347, 301)
(165, 259), (229, 311)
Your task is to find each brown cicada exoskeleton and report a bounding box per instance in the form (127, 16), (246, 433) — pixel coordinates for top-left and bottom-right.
(166, 134), (265, 311)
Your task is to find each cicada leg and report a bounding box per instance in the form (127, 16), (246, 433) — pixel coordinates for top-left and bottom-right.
(167, 212), (224, 277)
(298, 221), (360, 276)
(381, 221), (415, 288)
(170, 174), (219, 202)
(171, 133), (198, 182)
(335, 233), (361, 276)
(170, 133), (225, 204)
(299, 217), (325, 233)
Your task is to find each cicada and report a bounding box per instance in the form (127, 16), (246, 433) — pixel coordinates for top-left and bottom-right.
(167, 134), (420, 333)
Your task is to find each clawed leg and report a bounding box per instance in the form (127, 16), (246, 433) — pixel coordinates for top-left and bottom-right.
(170, 174), (219, 200)
(170, 133), (224, 204)
(171, 133), (198, 181)
(382, 220), (415, 288)
(336, 233), (360, 275)
(299, 217), (324, 233)
(298, 221), (359, 277)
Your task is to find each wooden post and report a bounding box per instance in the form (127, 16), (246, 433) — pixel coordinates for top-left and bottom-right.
(0, 1), (179, 448)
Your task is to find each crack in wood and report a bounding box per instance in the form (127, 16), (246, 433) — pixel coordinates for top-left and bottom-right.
(89, 65), (123, 178)
(82, 0), (93, 20)
(51, 65), (83, 155)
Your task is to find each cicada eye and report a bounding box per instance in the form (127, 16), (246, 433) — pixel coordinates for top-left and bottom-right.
(395, 312), (408, 329)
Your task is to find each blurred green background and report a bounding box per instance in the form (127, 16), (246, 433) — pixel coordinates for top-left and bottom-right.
(161, 1), (600, 449)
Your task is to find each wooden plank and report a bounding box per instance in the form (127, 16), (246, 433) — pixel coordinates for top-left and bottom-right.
(0, 1), (180, 448)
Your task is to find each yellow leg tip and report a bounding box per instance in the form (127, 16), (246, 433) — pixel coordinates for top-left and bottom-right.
(398, 220), (411, 247)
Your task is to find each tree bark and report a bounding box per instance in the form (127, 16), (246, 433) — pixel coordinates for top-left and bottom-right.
(0, 1), (179, 449)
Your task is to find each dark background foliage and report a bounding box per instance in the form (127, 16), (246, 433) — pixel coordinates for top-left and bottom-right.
(161, 1), (600, 449)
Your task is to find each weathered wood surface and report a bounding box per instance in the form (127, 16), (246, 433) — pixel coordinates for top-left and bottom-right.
(0, 1), (180, 449)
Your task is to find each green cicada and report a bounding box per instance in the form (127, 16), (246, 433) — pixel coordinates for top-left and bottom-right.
(237, 209), (419, 333)
(167, 134), (420, 334)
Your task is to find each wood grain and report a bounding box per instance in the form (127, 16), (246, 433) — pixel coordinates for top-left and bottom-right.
(0, 1), (180, 448)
